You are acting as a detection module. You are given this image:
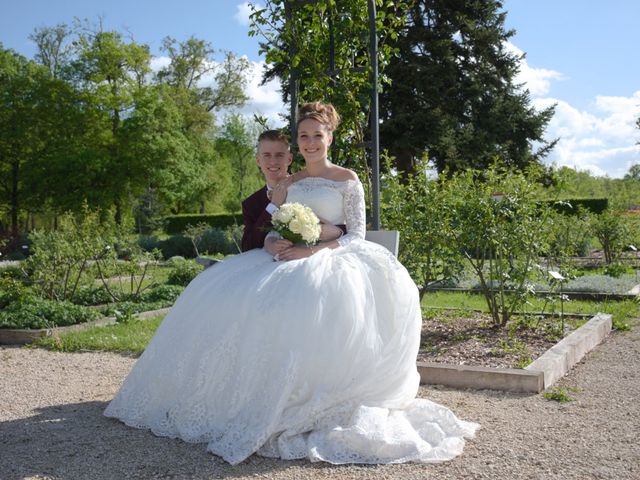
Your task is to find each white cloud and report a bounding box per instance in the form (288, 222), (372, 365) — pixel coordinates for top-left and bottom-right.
(533, 94), (640, 178)
(506, 42), (564, 96)
(150, 56), (171, 71)
(234, 2), (257, 26)
(237, 59), (287, 127)
(507, 42), (640, 178)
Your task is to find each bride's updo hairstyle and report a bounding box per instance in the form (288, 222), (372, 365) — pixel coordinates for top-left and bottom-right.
(297, 101), (341, 132)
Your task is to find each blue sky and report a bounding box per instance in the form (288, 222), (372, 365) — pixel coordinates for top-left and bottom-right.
(2, 0), (639, 178)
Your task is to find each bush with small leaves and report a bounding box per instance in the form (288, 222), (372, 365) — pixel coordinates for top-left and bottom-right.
(446, 167), (553, 326)
(590, 209), (632, 264)
(140, 284), (184, 303)
(72, 285), (116, 306)
(0, 297), (101, 329)
(603, 262), (630, 278)
(158, 235), (194, 259)
(0, 277), (36, 308)
(564, 274), (638, 294)
(137, 235), (162, 254)
(167, 260), (203, 287)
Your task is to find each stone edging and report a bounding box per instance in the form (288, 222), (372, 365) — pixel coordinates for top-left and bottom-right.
(0, 308), (171, 345)
(417, 313), (612, 393)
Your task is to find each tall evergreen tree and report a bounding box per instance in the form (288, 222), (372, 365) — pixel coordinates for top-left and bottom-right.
(379, 0), (556, 175)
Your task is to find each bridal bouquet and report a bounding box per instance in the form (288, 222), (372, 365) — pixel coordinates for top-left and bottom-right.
(272, 202), (321, 245)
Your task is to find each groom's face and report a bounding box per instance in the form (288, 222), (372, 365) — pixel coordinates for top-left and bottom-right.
(256, 140), (293, 187)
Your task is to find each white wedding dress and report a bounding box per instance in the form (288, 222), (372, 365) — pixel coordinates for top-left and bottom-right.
(105, 177), (479, 465)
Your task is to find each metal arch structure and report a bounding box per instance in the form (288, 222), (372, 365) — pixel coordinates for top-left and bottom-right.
(285, 0), (381, 230)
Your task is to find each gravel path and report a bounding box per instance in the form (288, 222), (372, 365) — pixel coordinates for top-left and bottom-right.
(1, 325), (639, 480)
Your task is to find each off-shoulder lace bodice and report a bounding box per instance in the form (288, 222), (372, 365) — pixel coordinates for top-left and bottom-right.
(281, 177), (366, 246)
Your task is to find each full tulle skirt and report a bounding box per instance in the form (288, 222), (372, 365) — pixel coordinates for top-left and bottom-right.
(104, 240), (479, 464)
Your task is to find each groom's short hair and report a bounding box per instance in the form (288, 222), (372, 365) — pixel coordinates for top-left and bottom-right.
(257, 129), (290, 149)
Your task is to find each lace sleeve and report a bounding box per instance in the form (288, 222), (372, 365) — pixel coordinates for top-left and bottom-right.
(337, 180), (366, 247)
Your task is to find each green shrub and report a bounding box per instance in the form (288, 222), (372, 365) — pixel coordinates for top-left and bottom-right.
(381, 159), (464, 298)
(446, 167), (552, 326)
(0, 264), (27, 280)
(140, 284), (184, 303)
(25, 210), (111, 301)
(164, 214), (241, 235)
(604, 262), (630, 278)
(167, 260), (203, 286)
(591, 209), (632, 264)
(137, 235), (162, 253)
(0, 277), (35, 308)
(202, 228), (238, 255)
(564, 274), (638, 294)
(224, 224), (243, 254)
(544, 210), (592, 261)
(72, 285), (116, 306)
(158, 235), (194, 259)
(546, 198), (608, 215)
(0, 298), (101, 329)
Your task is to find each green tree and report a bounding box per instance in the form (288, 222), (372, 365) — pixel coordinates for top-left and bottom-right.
(68, 27), (154, 223)
(156, 36), (249, 119)
(250, 0), (408, 209)
(154, 36), (252, 214)
(214, 113), (264, 212)
(2, 22), (253, 238)
(379, 0), (556, 176)
(624, 163), (640, 181)
(29, 24), (73, 79)
(0, 47), (53, 238)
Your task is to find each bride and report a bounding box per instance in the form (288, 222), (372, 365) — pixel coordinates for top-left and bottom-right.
(104, 101), (479, 465)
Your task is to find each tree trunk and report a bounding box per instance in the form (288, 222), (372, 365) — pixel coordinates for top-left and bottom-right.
(114, 197), (122, 225)
(394, 148), (416, 182)
(10, 158), (19, 239)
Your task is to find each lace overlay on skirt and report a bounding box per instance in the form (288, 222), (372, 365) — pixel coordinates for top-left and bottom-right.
(104, 179), (479, 465)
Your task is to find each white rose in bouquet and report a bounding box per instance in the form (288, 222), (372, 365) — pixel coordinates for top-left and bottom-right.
(272, 203), (321, 245)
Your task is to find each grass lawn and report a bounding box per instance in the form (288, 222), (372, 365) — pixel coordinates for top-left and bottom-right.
(421, 291), (639, 329)
(32, 315), (165, 355)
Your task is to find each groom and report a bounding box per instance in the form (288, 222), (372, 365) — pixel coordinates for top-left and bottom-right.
(241, 130), (345, 252)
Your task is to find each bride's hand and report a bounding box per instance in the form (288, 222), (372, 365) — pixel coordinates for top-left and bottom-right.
(277, 245), (314, 261)
(271, 171), (308, 206)
(265, 237), (293, 256)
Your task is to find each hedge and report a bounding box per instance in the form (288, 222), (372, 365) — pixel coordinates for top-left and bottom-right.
(164, 213), (242, 234)
(546, 198), (608, 215)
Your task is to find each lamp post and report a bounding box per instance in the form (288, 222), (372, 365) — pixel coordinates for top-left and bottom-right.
(367, 0), (380, 230)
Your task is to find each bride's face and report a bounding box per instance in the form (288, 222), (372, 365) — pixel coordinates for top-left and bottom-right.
(297, 118), (332, 164)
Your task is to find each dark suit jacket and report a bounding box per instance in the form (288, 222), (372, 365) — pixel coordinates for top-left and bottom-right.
(241, 186), (272, 252)
(241, 185), (349, 252)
